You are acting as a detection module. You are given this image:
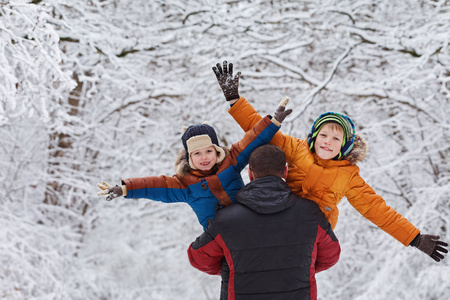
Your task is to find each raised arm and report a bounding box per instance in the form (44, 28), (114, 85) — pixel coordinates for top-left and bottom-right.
(228, 93), (309, 167)
(228, 98), (292, 171)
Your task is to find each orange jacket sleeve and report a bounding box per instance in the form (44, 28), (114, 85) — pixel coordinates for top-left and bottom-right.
(228, 97), (304, 165)
(345, 172), (420, 246)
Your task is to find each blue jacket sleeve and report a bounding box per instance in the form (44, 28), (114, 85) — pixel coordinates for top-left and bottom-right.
(122, 175), (189, 203)
(230, 115), (280, 172)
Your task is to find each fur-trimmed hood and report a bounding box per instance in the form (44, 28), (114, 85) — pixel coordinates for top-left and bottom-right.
(175, 146), (230, 177)
(343, 133), (368, 165)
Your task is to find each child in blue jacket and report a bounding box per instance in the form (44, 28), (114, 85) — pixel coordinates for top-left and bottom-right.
(97, 101), (292, 230)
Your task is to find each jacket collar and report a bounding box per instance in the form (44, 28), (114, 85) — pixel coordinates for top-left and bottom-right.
(236, 176), (295, 214)
(313, 153), (350, 167)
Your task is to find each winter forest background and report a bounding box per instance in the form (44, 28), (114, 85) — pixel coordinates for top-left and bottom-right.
(1, 0), (449, 299)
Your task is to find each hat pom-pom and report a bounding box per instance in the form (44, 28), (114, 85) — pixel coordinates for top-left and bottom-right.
(182, 126), (188, 132)
(202, 121), (210, 125)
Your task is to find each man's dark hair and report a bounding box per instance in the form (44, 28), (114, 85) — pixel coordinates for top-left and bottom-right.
(249, 144), (286, 178)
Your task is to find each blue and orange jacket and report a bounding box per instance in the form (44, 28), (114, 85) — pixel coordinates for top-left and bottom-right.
(122, 116), (280, 230)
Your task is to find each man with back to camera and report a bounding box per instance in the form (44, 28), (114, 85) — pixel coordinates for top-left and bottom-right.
(187, 144), (340, 300)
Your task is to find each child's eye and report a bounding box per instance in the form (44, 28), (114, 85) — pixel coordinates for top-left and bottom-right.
(207, 149), (213, 153)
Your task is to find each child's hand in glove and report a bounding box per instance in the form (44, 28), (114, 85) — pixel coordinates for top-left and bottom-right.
(272, 96), (293, 126)
(212, 60), (241, 102)
(412, 234), (448, 262)
(97, 181), (125, 201)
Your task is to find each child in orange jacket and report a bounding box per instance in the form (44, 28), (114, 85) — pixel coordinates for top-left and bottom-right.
(212, 60), (448, 262)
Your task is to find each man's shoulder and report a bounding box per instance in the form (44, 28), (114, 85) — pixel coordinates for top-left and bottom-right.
(216, 203), (249, 217)
(290, 194), (326, 218)
(292, 194), (320, 208)
(212, 203), (253, 226)
(290, 195), (335, 235)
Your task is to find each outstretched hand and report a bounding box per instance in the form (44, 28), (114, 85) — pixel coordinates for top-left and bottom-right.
(414, 234), (448, 262)
(273, 96), (293, 125)
(212, 60), (241, 101)
(97, 181), (123, 201)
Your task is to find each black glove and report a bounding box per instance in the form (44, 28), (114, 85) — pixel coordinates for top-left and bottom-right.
(411, 234), (448, 262)
(273, 96), (293, 124)
(212, 60), (241, 101)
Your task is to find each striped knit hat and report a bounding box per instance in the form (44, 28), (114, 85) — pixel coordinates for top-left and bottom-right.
(181, 122), (226, 169)
(307, 112), (356, 160)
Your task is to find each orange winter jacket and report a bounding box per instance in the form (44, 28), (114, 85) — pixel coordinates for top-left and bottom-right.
(229, 97), (420, 246)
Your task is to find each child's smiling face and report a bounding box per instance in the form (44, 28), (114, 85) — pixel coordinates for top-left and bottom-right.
(190, 146), (218, 171)
(314, 123), (344, 160)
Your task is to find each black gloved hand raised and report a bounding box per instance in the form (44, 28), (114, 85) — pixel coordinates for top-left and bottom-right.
(212, 60), (241, 101)
(412, 234), (448, 262)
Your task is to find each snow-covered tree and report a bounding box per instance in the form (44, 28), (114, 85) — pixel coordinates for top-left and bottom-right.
(1, 0), (448, 299)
